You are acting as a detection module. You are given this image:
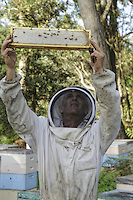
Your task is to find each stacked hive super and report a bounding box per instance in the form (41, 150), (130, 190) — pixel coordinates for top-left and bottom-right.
(0, 146), (38, 200)
(103, 139), (133, 167)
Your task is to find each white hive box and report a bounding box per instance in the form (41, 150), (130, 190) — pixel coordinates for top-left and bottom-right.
(105, 140), (129, 155)
(1, 162), (38, 174)
(0, 144), (21, 150)
(0, 149), (38, 190)
(116, 174), (133, 192)
(103, 139), (133, 167)
(0, 149), (38, 174)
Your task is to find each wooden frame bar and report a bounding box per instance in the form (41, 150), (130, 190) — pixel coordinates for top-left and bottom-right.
(9, 27), (91, 50)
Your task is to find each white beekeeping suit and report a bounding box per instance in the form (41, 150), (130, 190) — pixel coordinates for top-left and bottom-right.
(0, 69), (121, 200)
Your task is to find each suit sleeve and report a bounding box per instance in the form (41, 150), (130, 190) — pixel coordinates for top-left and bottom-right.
(0, 74), (47, 154)
(92, 69), (121, 155)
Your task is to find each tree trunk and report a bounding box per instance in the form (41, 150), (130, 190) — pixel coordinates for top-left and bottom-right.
(120, 66), (131, 122)
(116, 120), (129, 139)
(77, 0), (127, 138)
(77, 0), (112, 69)
(18, 57), (27, 89)
(18, 10), (27, 89)
(117, 66), (123, 116)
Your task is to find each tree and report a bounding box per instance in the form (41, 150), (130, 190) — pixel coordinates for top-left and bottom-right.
(0, 24), (20, 143)
(0, 0), (132, 141)
(72, 0), (133, 138)
(0, 0), (86, 143)
(77, 0), (113, 70)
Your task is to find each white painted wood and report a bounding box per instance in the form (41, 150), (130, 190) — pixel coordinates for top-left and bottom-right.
(9, 27), (91, 50)
(0, 152), (38, 165)
(105, 140), (129, 155)
(0, 144), (20, 150)
(1, 162), (38, 174)
(0, 189), (19, 200)
(26, 143), (31, 149)
(1, 154), (38, 165)
(116, 183), (133, 192)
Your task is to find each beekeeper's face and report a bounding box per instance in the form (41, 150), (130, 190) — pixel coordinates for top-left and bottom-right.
(60, 90), (88, 117)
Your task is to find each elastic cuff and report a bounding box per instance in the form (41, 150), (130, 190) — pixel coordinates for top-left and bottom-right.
(3, 73), (22, 84)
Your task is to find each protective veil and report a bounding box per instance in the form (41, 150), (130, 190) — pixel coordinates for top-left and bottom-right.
(48, 86), (97, 127)
(0, 69), (121, 200)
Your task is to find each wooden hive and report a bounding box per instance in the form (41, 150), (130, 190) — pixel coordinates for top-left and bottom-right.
(0, 149), (38, 190)
(116, 174), (133, 192)
(0, 149), (38, 174)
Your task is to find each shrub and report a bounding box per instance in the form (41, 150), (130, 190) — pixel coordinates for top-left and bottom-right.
(98, 156), (133, 194)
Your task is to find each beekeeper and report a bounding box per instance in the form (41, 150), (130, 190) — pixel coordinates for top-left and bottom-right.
(0, 35), (121, 200)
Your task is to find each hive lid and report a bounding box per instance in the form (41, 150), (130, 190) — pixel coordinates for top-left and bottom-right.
(116, 175), (133, 185)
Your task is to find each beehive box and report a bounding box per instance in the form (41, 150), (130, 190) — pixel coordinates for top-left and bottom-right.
(116, 174), (133, 192)
(103, 139), (133, 167)
(0, 149), (38, 174)
(105, 140), (132, 155)
(0, 172), (37, 190)
(1, 162), (38, 174)
(0, 144), (21, 150)
(0, 149), (38, 190)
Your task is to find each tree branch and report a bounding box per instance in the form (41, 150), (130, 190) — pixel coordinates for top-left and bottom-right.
(101, 0), (112, 23)
(81, 62), (88, 76)
(121, 31), (133, 39)
(128, 0), (133, 4)
(75, 65), (95, 91)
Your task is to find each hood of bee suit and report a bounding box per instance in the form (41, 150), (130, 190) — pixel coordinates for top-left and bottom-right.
(48, 86), (97, 128)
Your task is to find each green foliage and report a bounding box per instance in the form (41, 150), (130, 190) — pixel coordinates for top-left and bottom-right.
(104, 156), (133, 175)
(95, 0), (133, 138)
(121, 47), (133, 138)
(98, 156), (133, 193)
(98, 167), (121, 193)
(115, 43), (133, 139)
(0, 133), (20, 144)
(0, 0), (88, 142)
(0, 0), (132, 142)
(4, 0), (78, 29)
(0, 24), (20, 144)
(126, 127), (133, 139)
(37, 172), (39, 190)
(21, 48), (81, 116)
